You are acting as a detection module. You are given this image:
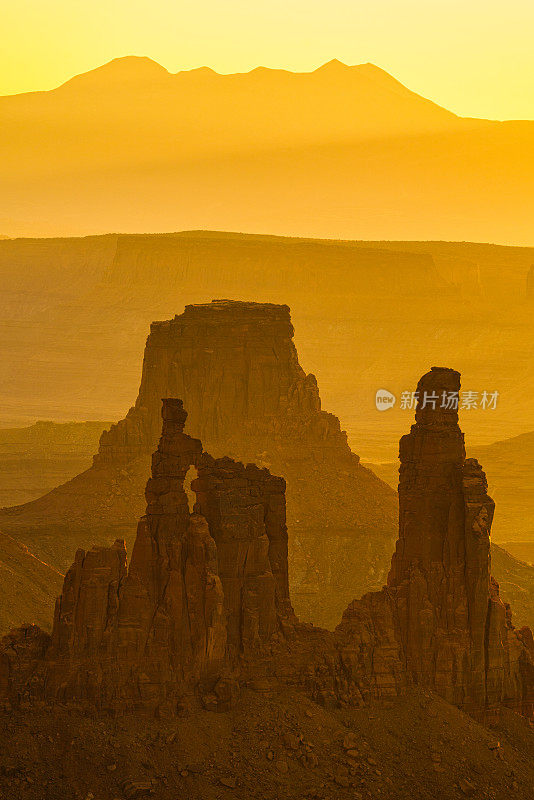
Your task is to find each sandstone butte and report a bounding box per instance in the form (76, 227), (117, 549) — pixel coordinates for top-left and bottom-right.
(1, 368), (533, 725)
(0, 300), (398, 629)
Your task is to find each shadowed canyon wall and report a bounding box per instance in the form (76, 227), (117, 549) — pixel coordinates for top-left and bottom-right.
(41, 400), (296, 712)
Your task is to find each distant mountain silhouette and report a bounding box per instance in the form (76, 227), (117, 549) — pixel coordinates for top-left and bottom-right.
(1, 57), (533, 241)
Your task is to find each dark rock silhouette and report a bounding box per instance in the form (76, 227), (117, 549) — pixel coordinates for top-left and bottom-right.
(41, 400), (296, 713)
(1, 373), (533, 723)
(95, 300), (398, 626)
(338, 368), (534, 719)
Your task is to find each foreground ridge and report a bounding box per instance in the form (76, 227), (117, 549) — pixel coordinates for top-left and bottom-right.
(1, 370), (533, 722)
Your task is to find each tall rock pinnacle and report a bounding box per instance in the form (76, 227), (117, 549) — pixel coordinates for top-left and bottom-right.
(40, 399), (295, 713)
(339, 367), (534, 719)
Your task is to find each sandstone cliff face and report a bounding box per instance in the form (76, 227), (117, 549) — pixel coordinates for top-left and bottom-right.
(96, 300), (352, 464)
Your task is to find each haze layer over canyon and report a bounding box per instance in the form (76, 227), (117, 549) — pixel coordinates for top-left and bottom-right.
(0, 301), (397, 630)
(1, 231), (532, 461)
(1, 58), (534, 242)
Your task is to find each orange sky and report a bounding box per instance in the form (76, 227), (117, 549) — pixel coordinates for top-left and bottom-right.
(2, 0), (534, 119)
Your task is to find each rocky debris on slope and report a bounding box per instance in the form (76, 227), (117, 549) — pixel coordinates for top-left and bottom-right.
(0, 301), (397, 629)
(1, 687), (533, 800)
(527, 264), (534, 300)
(1, 375), (533, 725)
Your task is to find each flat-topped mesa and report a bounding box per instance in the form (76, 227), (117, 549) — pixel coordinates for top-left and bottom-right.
(42, 399), (295, 713)
(337, 367), (534, 720)
(89, 299), (397, 629)
(95, 300), (350, 467)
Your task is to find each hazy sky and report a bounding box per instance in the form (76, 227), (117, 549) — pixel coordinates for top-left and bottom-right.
(2, 0), (533, 119)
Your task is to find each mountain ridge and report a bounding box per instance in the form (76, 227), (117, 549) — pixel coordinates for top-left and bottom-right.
(2, 58), (533, 242)
(5, 56), (530, 127)
(1, 57), (456, 119)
